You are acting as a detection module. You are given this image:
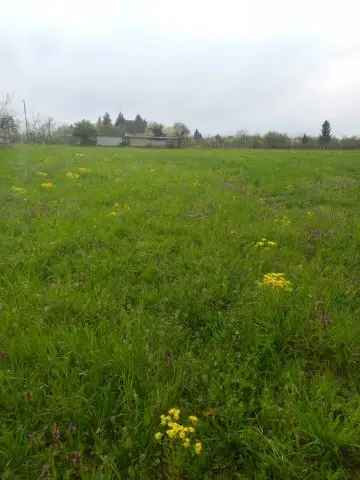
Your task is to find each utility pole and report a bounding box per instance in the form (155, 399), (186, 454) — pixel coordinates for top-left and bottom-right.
(22, 100), (29, 142)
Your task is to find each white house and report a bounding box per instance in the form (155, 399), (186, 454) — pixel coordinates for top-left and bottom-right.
(97, 136), (124, 147)
(125, 135), (182, 148)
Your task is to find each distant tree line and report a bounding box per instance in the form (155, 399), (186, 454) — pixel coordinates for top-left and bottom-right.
(194, 121), (360, 150)
(96, 112), (148, 137)
(2, 99), (360, 150)
(69, 113), (191, 145)
(23, 117), (360, 150)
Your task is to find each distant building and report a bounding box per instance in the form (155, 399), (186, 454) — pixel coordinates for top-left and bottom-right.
(125, 135), (182, 148)
(97, 136), (124, 147)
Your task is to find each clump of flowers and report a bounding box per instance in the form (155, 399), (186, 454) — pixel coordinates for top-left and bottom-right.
(155, 408), (203, 455)
(260, 273), (292, 291)
(66, 171), (80, 180)
(255, 238), (277, 248)
(41, 182), (55, 189)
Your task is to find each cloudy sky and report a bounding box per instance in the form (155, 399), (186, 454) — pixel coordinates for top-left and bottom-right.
(2, 0), (360, 136)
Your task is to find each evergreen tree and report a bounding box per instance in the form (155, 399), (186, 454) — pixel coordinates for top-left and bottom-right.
(320, 120), (331, 147)
(133, 114), (147, 133)
(102, 112), (112, 127)
(302, 134), (309, 144)
(115, 112), (125, 127)
(194, 129), (202, 140)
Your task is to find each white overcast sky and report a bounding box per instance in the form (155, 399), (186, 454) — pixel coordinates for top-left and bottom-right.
(2, 0), (360, 135)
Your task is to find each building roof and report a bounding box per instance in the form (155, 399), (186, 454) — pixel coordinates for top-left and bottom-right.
(125, 134), (178, 140)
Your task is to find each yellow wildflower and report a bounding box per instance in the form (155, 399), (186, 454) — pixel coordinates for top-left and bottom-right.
(166, 429), (177, 439)
(37, 171), (48, 177)
(255, 238), (277, 248)
(160, 414), (171, 426)
(183, 438), (191, 448)
(194, 441), (203, 455)
(41, 182), (54, 189)
(188, 416), (198, 426)
(261, 273), (292, 291)
(108, 211), (118, 217)
(168, 408), (181, 421)
(154, 432), (163, 442)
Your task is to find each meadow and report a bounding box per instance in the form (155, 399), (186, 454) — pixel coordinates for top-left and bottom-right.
(1, 145), (360, 479)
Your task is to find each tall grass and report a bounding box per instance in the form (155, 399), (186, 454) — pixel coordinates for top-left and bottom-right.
(1, 145), (360, 478)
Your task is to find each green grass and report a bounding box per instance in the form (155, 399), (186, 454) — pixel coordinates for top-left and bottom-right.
(1, 145), (360, 479)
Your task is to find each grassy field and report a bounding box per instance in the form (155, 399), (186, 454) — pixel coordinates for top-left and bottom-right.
(1, 145), (360, 479)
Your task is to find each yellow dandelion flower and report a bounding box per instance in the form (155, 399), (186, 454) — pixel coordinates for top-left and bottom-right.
(261, 273), (292, 291)
(154, 432), (163, 442)
(168, 408), (181, 420)
(108, 211), (118, 217)
(183, 438), (191, 448)
(166, 429), (177, 439)
(188, 416), (198, 426)
(194, 441), (203, 455)
(160, 414), (171, 426)
(41, 182), (54, 189)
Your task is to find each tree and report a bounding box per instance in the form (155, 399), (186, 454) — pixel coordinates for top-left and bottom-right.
(52, 124), (75, 144)
(147, 122), (164, 136)
(73, 120), (97, 145)
(115, 112), (125, 127)
(302, 134), (309, 145)
(194, 129), (202, 140)
(173, 122), (190, 137)
(0, 94), (18, 143)
(214, 134), (223, 147)
(320, 120), (331, 147)
(263, 131), (291, 149)
(133, 114), (147, 133)
(233, 130), (250, 147)
(102, 112), (112, 127)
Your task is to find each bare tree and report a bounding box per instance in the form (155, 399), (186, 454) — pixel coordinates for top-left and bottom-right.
(0, 94), (18, 144)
